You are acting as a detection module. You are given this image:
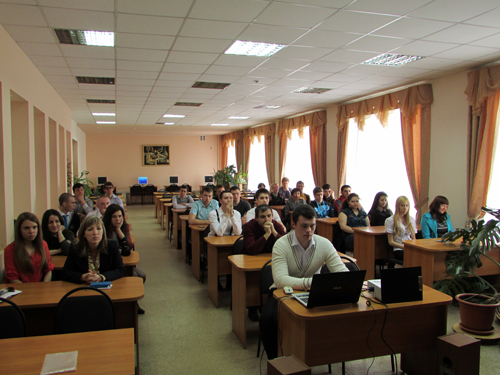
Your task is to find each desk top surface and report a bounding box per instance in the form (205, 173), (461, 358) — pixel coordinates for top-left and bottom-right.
(403, 238), (462, 252)
(353, 226), (386, 234)
(172, 208), (189, 213)
(0, 277), (144, 308)
(51, 251), (140, 270)
(274, 285), (451, 319)
(180, 215), (190, 221)
(228, 254), (272, 270)
(270, 205), (285, 209)
(0, 329), (135, 375)
(189, 224), (208, 232)
(317, 217), (339, 225)
(204, 235), (240, 246)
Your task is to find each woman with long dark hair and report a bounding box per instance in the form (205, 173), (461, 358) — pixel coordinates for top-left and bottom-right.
(3, 212), (54, 283)
(421, 196), (453, 238)
(367, 191), (393, 227)
(102, 204), (133, 252)
(41, 209), (75, 256)
(338, 193), (370, 250)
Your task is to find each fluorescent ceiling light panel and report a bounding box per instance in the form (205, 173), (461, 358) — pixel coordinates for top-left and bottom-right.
(92, 112), (115, 116)
(163, 114), (185, 118)
(292, 87), (332, 94)
(96, 121), (115, 124)
(228, 116), (250, 120)
(164, 123), (175, 125)
(254, 105), (282, 109)
(54, 29), (114, 47)
(211, 123), (229, 127)
(225, 40), (286, 57)
(362, 53), (423, 67)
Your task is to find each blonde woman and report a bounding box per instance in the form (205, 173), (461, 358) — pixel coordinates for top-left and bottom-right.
(384, 196), (417, 261)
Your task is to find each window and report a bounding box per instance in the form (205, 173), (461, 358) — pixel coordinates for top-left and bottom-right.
(345, 110), (415, 216)
(227, 144), (236, 170)
(283, 128), (315, 197)
(247, 135), (269, 190)
(485, 103), (500, 219)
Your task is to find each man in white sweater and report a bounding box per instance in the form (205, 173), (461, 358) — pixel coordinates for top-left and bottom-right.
(262, 204), (348, 359)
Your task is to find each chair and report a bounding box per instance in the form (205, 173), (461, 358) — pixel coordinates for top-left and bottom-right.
(167, 184), (179, 192)
(54, 287), (115, 334)
(130, 184), (144, 205)
(143, 184), (157, 205)
(162, 192), (173, 199)
(232, 235), (244, 255)
(0, 297), (26, 338)
(257, 259), (273, 357)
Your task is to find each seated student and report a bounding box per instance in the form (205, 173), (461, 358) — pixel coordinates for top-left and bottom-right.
(62, 216), (124, 284)
(230, 186), (251, 224)
(421, 195), (453, 239)
(58, 192), (80, 236)
(385, 196), (417, 261)
(261, 205), (348, 359)
(269, 183), (285, 206)
(296, 180), (311, 204)
(257, 182), (266, 189)
(245, 188), (284, 229)
(322, 184), (335, 205)
(188, 186), (219, 225)
(73, 183), (93, 220)
(172, 184), (194, 209)
(86, 195), (110, 219)
(334, 185), (351, 215)
(243, 205), (285, 255)
(368, 191), (393, 226)
(41, 209), (75, 256)
(283, 188), (306, 229)
(103, 181), (124, 209)
(310, 186), (336, 219)
(278, 177), (292, 199)
(4, 212), (54, 283)
(212, 184), (224, 204)
(208, 190), (242, 237)
(338, 193), (370, 250)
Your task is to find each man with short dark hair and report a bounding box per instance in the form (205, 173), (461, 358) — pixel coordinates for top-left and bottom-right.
(310, 186), (336, 218)
(188, 186), (219, 225)
(278, 177), (292, 199)
(322, 184), (335, 205)
(283, 188), (306, 230)
(212, 184), (224, 203)
(172, 185), (194, 209)
(334, 185), (351, 214)
(58, 192), (80, 236)
(296, 180), (310, 204)
(103, 181), (124, 209)
(73, 183), (93, 217)
(245, 189), (283, 226)
(86, 196), (110, 219)
(243, 205), (285, 255)
(230, 186), (251, 223)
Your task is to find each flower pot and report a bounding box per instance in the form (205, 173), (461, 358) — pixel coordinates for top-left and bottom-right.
(456, 293), (500, 334)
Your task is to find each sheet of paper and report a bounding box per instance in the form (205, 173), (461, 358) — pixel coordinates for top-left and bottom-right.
(41, 351), (78, 375)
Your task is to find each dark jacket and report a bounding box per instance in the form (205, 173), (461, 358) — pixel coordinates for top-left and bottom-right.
(242, 219), (286, 255)
(62, 240), (124, 284)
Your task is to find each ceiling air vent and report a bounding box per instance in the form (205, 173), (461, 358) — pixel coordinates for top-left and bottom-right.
(86, 99), (115, 104)
(292, 87), (332, 94)
(175, 102), (203, 107)
(192, 81), (231, 90)
(200, 136), (206, 141)
(77, 76), (115, 85)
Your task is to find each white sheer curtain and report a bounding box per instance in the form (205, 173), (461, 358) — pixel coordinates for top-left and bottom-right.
(283, 128), (315, 197)
(247, 135), (270, 191)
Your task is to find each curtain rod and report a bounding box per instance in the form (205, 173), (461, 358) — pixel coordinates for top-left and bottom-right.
(341, 81), (428, 105)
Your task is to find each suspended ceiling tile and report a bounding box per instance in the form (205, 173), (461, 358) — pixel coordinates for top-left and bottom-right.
(189, 0), (268, 22)
(374, 18), (454, 40)
(37, 65), (73, 75)
(114, 78), (156, 86)
(344, 35), (412, 53)
(292, 30), (361, 49)
(423, 24), (500, 44)
(320, 49), (379, 64)
(43, 7), (114, 31)
(317, 10), (397, 34)
(3, 25), (55, 43)
(392, 40), (460, 57)
(116, 70), (159, 79)
(167, 51), (220, 65)
(408, 0), (500, 22)
(0, 3), (46, 26)
(255, 2), (337, 28)
(115, 33), (174, 50)
(17, 42), (62, 56)
(258, 58), (310, 71)
(172, 37), (232, 53)
(273, 45), (331, 61)
(345, 0), (433, 16)
(156, 73), (201, 82)
(29, 55), (67, 67)
(432, 45), (499, 60)
(117, 60), (163, 72)
(161, 63), (209, 74)
(116, 47), (168, 62)
(71, 68), (115, 77)
(237, 24), (308, 45)
(60, 44), (114, 59)
(117, 14), (183, 36)
(117, 0), (191, 18)
(469, 33), (500, 48)
(179, 19), (247, 39)
(66, 57), (115, 69)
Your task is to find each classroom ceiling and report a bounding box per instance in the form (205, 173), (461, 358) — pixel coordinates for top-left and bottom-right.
(1, 0), (500, 136)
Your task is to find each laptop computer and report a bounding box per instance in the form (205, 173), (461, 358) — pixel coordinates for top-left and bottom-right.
(292, 270), (366, 308)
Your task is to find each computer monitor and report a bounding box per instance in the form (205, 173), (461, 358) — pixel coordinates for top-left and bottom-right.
(204, 176), (213, 183)
(169, 176), (179, 184)
(138, 177), (148, 185)
(97, 176), (107, 184)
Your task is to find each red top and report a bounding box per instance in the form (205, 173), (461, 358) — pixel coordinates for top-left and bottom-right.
(3, 241), (54, 283)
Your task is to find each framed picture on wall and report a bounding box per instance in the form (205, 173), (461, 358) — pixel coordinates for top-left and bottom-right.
(143, 145), (170, 166)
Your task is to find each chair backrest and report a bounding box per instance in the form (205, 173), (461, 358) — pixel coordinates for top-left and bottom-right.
(54, 287), (115, 334)
(232, 236), (244, 255)
(144, 185), (157, 193)
(131, 185), (143, 193)
(0, 297), (26, 338)
(167, 184), (179, 192)
(322, 256), (360, 273)
(162, 192), (173, 199)
(259, 260), (274, 308)
(0, 250), (4, 282)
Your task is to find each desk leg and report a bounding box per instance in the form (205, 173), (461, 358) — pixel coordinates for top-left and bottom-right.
(232, 265), (247, 348)
(174, 216), (181, 249)
(207, 244), (219, 307)
(191, 233), (201, 281)
(181, 221), (187, 262)
(114, 301), (140, 374)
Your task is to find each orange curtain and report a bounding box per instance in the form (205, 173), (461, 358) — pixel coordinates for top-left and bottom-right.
(464, 66), (500, 221)
(336, 124), (349, 196)
(336, 84), (433, 221)
(278, 129), (288, 183)
(219, 137), (228, 170)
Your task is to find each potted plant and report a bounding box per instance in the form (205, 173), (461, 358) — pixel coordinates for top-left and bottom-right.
(213, 164), (247, 190)
(435, 207), (500, 334)
(73, 170), (95, 197)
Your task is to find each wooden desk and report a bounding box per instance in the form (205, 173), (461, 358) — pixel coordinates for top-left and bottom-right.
(270, 205), (285, 220)
(276, 286), (452, 374)
(229, 252), (356, 349)
(316, 217), (338, 243)
(404, 239), (500, 287)
(0, 277), (144, 372)
(190, 224), (208, 281)
(0, 329), (135, 375)
(52, 251), (140, 277)
(156, 198), (171, 224)
(171, 208), (188, 248)
(353, 226), (388, 280)
(180, 215), (190, 263)
(204, 235), (240, 307)
(163, 202), (173, 231)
